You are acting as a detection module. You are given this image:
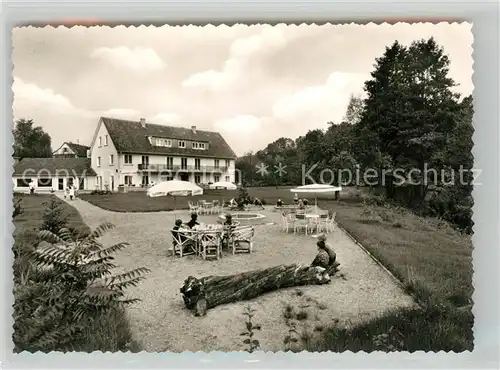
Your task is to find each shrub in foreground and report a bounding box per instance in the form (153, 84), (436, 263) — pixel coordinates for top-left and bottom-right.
(13, 222), (150, 352)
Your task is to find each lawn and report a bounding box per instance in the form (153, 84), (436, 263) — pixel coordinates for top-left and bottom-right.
(12, 194), (137, 353)
(80, 186), (474, 351)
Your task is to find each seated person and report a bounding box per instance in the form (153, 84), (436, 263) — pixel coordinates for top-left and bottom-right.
(293, 193), (299, 204)
(254, 197), (264, 208)
(297, 199), (305, 209)
(302, 198), (309, 206)
(172, 219), (186, 243)
(311, 234), (337, 270)
(276, 199), (283, 207)
(229, 198), (238, 208)
(223, 214), (234, 226)
(186, 213), (200, 229)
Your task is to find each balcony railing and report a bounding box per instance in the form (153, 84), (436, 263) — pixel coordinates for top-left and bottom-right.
(137, 164), (228, 173)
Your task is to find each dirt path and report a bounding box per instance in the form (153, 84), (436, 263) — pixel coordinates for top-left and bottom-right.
(60, 195), (415, 352)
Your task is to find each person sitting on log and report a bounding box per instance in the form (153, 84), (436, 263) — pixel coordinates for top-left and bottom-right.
(254, 197), (264, 209)
(311, 234), (339, 274)
(186, 213), (200, 229)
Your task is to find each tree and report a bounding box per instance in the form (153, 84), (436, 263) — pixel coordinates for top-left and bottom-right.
(343, 94), (364, 125)
(13, 119), (52, 158)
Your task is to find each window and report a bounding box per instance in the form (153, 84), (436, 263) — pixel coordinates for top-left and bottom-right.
(98, 137), (102, 146)
(16, 178), (31, 187)
(104, 135), (109, 146)
(164, 139), (172, 147)
(62, 147), (68, 153)
(192, 142), (206, 150)
(166, 157), (174, 169)
(142, 175), (149, 186)
(97, 156), (101, 167)
(225, 159), (230, 168)
(37, 178), (53, 187)
(124, 175), (133, 185)
(178, 141), (186, 148)
(109, 154), (114, 165)
(225, 176), (230, 182)
(214, 159), (220, 169)
(124, 154), (133, 164)
(194, 175), (201, 183)
(194, 158), (201, 170)
(214, 175), (220, 182)
(181, 157), (188, 169)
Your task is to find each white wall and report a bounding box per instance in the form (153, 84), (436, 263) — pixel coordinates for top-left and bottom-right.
(53, 143), (76, 156)
(90, 120), (119, 191)
(117, 154), (236, 185)
(13, 175), (97, 192)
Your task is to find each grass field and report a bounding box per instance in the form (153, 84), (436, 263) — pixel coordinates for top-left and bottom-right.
(12, 194), (136, 353)
(81, 186), (474, 352)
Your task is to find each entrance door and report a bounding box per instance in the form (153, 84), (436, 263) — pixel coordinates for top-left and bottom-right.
(58, 178), (64, 190)
(110, 176), (114, 191)
(79, 177), (85, 190)
(67, 178), (74, 187)
(180, 173), (189, 182)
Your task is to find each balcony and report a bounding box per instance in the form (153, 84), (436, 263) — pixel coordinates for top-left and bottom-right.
(137, 164), (228, 173)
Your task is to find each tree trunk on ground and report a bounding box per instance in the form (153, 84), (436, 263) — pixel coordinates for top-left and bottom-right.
(180, 263), (340, 316)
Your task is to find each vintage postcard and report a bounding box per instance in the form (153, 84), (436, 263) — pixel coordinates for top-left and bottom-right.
(11, 23), (474, 353)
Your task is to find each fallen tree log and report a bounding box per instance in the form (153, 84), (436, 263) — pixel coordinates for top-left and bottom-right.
(180, 262), (340, 316)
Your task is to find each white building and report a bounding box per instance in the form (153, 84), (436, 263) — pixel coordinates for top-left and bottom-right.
(53, 141), (90, 158)
(13, 157), (97, 193)
(89, 117), (238, 191)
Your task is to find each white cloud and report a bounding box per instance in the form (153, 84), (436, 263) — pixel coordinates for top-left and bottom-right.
(214, 115), (262, 134)
(13, 77), (87, 117)
(182, 25), (290, 90)
(152, 112), (182, 125)
(101, 108), (141, 118)
(272, 72), (368, 122)
(90, 46), (166, 71)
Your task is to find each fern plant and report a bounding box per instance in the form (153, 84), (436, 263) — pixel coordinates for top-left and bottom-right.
(12, 222), (150, 352)
(13, 192), (23, 218)
(240, 305), (261, 353)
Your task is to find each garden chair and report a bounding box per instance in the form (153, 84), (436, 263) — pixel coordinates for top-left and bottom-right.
(231, 225), (255, 254)
(281, 212), (294, 233)
(326, 212), (337, 233)
(294, 214), (312, 235)
(171, 229), (198, 257)
(199, 230), (222, 260)
(188, 201), (199, 214)
(316, 214), (329, 233)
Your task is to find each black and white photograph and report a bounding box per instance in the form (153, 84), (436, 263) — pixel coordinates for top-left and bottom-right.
(11, 22), (474, 353)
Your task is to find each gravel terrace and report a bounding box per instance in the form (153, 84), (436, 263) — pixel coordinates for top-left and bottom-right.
(60, 196), (415, 352)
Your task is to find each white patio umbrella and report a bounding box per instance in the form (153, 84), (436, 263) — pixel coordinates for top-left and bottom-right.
(290, 184), (342, 214)
(147, 180), (203, 215)
(209, 181), (237, 190)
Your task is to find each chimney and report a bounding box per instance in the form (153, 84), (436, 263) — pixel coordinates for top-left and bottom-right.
(140, 118), (146, 128)
(191, 125), (197, 134)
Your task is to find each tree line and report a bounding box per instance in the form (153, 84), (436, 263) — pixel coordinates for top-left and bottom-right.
(236, 38), (474, 233)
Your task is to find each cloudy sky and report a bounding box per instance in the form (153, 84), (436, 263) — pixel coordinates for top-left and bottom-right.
(12, 23), (472, 156)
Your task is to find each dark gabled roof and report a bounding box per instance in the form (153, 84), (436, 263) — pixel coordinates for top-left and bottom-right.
(100, 117), (237, 159)
(66, 142), (90, 157)
(13, 158), (96, 177)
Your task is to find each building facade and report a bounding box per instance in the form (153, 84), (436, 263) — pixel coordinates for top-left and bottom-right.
(13, 157), (97, 193)
(53, 142), (90, 158)
(89, 117), (238, 191)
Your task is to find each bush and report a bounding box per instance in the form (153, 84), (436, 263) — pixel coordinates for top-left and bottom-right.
(13, 192), (24, 218)
(90, 190), (112, 195)
(40, 197), (69, 235)
(12, 222), (150, 352)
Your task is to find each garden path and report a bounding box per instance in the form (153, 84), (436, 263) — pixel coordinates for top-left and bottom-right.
(57, 195), (415, 352)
